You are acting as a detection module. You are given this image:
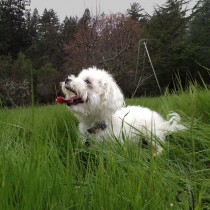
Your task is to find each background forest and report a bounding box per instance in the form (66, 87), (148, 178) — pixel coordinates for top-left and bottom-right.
(0, 0), (210, 107)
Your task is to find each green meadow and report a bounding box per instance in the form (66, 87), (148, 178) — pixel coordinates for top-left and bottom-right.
(0, 86), (210, 210)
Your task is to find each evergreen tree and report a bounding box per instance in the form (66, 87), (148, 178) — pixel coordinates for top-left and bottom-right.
(127, 2), (145, 21)
(144, 0), (189, 90)
(79, 8), (91, 28)
(0, 0), (31, 57)
(37, 9), (62, 68)
(26, 8), (40, 41)
(25, 8), (42, 68)
(188, 0), (210, 67)
(39, 9), (60, 38)
(61, 16), (78, 43)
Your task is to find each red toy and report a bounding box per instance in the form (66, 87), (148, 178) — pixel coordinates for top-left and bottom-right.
(56, 96), (70, 104)
(56, 96), (84, 106)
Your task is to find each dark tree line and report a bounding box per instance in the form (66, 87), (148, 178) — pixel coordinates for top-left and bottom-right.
(0, 0), (210, 107)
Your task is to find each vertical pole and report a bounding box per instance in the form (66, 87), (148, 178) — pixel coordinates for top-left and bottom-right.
(134, 40), (141, 83)
(143, 41), (162, 93)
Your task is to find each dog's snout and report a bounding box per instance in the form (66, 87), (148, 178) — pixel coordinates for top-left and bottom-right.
(65, 78), (71, 84)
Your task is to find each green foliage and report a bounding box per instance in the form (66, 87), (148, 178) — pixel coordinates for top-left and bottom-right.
(39, 63), (58, 81)
(0, 55), (13, 78)
(144, 0), (189, 90)
(36, 63), (60, 103)
(187, 0), (210, 68)
(36, 9), (62, 69)
(0, 54), (32, 106)
(0, 94), (4, 107)
(0, 0), (31, 57)
(127, 2), (145, 21)
(61, 16), (78, 43)
(0, 88), (210, 209)
(79, 8), (91, 27)
(26, 8), (40, 41)
(13, 53), (33, 80)
(190, 0), (210, 46)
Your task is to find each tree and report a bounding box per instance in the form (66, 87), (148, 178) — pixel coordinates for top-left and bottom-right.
(61, 16), (78, 43)
(0, 53), (32, 107)
(144, 0), (189, 91)
(188, 0), (210, 68)
(0, 0), (31, 57)
(79, 8), (91, 27)
(39, 9), (60, 38)
(0, 55), (13, 79)
(127, 2), (146, 22)
(24, 8), (41, 68)
(64, 13), (142, 96)
(34, 9), (62, 68)
(26, 8), (40, 41)
(36, 62), (60, 103)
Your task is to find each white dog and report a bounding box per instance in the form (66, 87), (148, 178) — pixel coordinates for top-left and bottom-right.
(60, 67), (186, 154)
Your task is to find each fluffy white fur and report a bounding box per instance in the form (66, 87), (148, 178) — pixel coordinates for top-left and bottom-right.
(61, 67), (186, 154)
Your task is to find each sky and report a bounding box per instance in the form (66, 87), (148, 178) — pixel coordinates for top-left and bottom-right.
(30, 0), (198, 21)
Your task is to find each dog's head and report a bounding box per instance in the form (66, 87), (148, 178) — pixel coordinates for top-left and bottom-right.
(61, 67), (124, 116)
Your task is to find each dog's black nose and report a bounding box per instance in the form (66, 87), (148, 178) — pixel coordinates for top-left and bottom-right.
(65, 78), (71, 84)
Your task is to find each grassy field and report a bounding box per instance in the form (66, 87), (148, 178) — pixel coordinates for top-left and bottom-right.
(0, 86), (210, 210)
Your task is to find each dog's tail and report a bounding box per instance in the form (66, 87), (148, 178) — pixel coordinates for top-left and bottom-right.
(166, 112), (187, 132)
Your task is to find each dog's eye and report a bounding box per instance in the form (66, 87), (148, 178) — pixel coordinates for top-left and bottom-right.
(84, 79), (91, 85)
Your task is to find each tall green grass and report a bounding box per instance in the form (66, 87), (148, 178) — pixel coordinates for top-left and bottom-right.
(0, 86), (210, 210)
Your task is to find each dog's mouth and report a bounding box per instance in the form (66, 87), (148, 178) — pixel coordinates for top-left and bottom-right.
(57, 95), (84, 106)
(66, 95), (84, 106)
(60, 85), (85, 106)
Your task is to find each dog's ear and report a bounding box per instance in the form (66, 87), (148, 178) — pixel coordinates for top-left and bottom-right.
(101, 78), (124, 113)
